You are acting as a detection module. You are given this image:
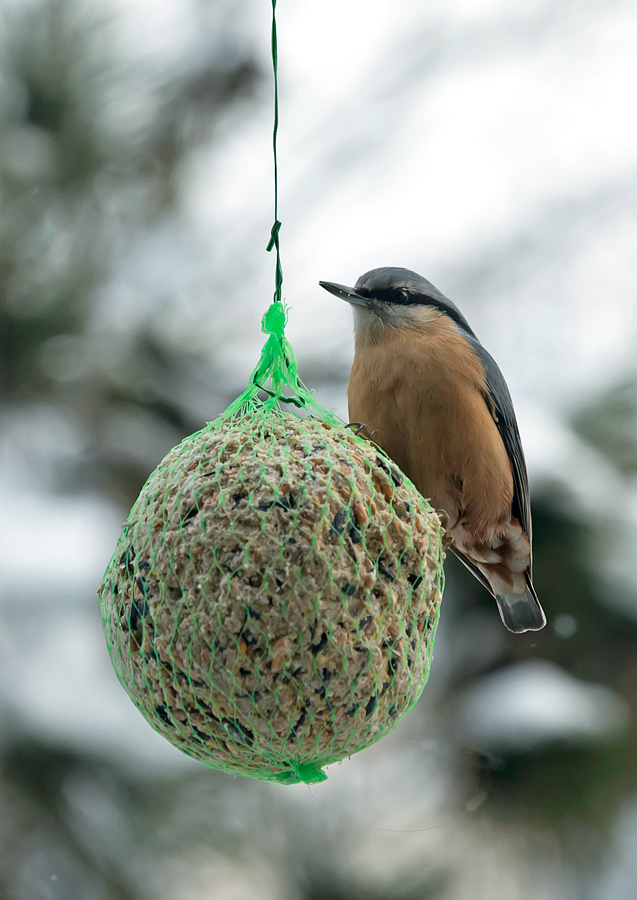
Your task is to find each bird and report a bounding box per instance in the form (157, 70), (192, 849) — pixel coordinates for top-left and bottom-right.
(319, 266), (546, 634)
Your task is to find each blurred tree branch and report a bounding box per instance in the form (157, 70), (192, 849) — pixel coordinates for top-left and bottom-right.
(0, 0), (260, 505)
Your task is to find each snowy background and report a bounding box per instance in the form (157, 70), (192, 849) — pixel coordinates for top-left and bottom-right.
(1, 0), (637, 897)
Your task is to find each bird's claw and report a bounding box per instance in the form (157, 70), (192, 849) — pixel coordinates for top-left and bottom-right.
(435, 509), (453, 549)
(346, 423), (381, 445)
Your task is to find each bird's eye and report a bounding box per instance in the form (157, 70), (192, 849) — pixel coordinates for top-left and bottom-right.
(399, 290), (409, 303)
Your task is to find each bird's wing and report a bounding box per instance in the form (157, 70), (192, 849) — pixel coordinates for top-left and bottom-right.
(463, 334), (533, 568)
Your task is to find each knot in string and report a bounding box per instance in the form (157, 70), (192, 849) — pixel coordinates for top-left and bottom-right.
(261, 298), (286, 337)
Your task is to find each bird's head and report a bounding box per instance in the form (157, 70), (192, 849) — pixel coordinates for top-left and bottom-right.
(320, 267), (474, 339)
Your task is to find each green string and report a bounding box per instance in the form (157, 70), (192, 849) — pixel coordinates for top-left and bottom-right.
(266, 0), (283, 305)
(223, 1), (334, 420)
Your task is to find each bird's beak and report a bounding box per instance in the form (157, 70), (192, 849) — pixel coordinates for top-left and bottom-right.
(319, 281), (369, 308)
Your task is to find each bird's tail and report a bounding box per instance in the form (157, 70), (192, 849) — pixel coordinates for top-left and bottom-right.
(450, 520), (546, 633)
(495, 581), (546, 633)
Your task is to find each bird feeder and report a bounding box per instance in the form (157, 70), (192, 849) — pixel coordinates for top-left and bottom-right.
(97, 1), (444, 786)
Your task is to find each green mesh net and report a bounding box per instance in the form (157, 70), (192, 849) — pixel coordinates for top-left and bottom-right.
(98, 302), (444, 785)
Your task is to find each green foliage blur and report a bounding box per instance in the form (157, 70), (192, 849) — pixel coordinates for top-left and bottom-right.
(2, 2), (637, 899)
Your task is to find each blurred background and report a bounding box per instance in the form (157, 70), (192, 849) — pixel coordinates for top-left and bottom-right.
(1, 0), (637, 897)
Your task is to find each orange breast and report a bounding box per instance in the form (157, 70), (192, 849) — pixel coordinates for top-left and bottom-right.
(348, 316), (513, 542)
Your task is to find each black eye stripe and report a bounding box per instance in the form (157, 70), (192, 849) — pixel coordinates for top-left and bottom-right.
(371, 289), (422, 306)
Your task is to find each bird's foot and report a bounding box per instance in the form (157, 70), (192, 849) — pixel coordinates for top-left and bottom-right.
(435, 509), (453, 549)
(346, 422), (380, 444)
(346, 422), (375, 441)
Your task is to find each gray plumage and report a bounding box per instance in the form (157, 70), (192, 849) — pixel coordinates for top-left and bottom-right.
(320, 266), (545, 633)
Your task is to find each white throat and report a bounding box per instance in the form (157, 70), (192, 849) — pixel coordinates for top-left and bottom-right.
(352, 304), (442, 346)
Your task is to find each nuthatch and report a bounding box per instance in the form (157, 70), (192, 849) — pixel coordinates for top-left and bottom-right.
(320, 267), (546, 634)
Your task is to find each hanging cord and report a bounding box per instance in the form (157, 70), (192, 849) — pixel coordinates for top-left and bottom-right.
(221, 0), (334, 419)
(266, 0), (283, 304)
